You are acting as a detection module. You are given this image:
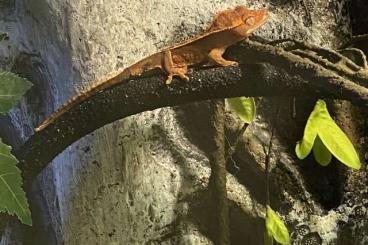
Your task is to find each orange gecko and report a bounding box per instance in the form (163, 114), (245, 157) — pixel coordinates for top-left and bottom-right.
(35, 6), (268, 132)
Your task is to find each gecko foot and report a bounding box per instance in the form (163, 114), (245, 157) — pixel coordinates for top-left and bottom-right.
(222, 60), (239, 66)
(165, 73), (189, 84)
(178, 74), (190, 81)
(165, 75), (173, 85)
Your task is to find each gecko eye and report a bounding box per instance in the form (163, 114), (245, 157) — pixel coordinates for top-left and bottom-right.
(244, 16), (255, 26)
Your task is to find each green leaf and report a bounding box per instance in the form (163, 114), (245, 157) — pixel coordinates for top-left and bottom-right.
(314, 101), (361, 169)
(266, 206), (290, 245)
(312, 135), (332, 166)
(227, 97), (256, 123)
(296, 100), (361, 170)
(295, 101), (320, 159)
(0, 139), (32, 225)
(0, 71), (32, 114)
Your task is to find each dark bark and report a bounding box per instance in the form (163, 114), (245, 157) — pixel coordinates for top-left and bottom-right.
(13, 41), (368, 185)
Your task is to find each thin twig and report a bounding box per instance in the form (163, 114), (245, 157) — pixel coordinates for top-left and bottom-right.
(225, 123), (249, 163)
(265, 107), (280, 206)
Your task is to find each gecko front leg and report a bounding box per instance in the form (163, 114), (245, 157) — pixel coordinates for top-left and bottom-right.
(208, 48), (239, 66)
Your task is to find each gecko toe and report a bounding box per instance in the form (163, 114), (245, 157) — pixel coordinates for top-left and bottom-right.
(229, 61), (239, 66)
(181, 75), (190, 81)
(165, 75), (173, 85)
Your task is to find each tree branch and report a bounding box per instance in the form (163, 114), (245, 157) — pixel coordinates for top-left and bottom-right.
(12, 40), (368, 184)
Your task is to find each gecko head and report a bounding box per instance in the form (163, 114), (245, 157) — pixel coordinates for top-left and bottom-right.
(235, 6), (268, 34)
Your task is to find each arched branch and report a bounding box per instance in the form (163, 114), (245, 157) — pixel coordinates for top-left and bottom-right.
(12, 40), (368, 183)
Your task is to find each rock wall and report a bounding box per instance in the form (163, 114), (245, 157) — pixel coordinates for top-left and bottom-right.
(0, 0), (366, 244)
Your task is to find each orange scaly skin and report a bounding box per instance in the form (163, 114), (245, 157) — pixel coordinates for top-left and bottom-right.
(35, 6), (268, 132)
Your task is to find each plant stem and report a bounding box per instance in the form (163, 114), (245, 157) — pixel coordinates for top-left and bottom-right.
(265, 107), (280, 206)
(225, 123), (249, 163)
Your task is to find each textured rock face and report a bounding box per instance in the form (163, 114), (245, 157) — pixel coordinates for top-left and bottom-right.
(0, 0), (367, 244)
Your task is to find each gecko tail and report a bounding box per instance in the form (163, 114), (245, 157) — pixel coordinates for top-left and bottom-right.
(123, 52), (164, 77)
(35, 52), (164, 132)
(34, 68), (131, 132)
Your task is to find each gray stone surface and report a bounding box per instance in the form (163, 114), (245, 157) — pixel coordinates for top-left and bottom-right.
(0, 0), (366, 244)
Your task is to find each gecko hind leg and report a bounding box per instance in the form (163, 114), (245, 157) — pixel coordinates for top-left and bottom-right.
(163, 49), (175, 84)
(163, 49), (180, 84)
(163, 49), (190, 84)
(208, 48), (238, 66)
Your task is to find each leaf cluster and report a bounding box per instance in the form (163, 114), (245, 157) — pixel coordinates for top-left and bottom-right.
(228, 97), (361, 244)
(0, 72), (32, 225)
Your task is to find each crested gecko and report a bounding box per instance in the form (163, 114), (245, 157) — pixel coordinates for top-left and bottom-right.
(35, 6), (268, 132)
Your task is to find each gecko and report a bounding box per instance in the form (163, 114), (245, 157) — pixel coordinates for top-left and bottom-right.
(35, 6), (268, 132)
